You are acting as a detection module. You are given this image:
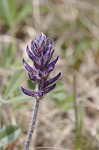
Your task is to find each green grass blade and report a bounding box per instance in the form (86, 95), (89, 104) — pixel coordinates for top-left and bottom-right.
(16, 4), (32, 24)
(3, 95), (33, 104)
(0, 125), (21, 147)
(0, 0), (14, 27)
(5, 70), (25, 99)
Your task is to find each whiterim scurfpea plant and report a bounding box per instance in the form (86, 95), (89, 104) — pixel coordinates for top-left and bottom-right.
(21, 33), (61, 150)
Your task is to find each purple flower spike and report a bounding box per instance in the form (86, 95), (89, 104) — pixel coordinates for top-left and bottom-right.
(21, 33), (61, 98)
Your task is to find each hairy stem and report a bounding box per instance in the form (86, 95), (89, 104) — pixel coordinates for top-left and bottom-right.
(23, 98), (40, 150)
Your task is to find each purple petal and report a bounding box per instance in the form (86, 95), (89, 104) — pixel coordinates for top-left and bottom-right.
(22, 58), (33, 72)
(44, 84), (56, 94)
(37, 33), (47, 46)
(37, 91), (44, 97)
(45, 72), (61, 86)
(33, 35), (37, 43)
(28, 73), (37, 81)
(21, 87), (36, 97)
(45, 48), (51, 57)
(22, 59), (38, 78)
(37, 44), (45, 54)
(46, 65), (54, 73)
(49, 50), (54, 60)
(43, 49), (52, 65)
(46, 56), (59, 73)
(34, 62), (41, 70)
(48, 56), (59, 67)
(44, 44), (53, 57)
(46, 39), (52, 50)
(45, 50), (54, 66)
(31, 40), (37, 55)
(26, 46), (36, 61)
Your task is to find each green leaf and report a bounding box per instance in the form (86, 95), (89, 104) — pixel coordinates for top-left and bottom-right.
(52, 92), (66, 100)
(28, 79), (35, 90)
(75, 39), (91, 54)
(4, 43), (16, 67)
(0, 43), (17, 68)
(54, 95), (74, 111)
(8, 0), (17, 19)
(5, 70), (25, 99)
(0, 0), (14, 27)
(16, 4), (32, 24)
(0, 125), (21, 147)
(46, 82), (73, 111)
(46, 82), (66, 98)
(3, 95), (33, 104)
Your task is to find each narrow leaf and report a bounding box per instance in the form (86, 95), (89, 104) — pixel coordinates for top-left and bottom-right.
(2, 95), (33, 104)
(16, 4), (32, 24)
(0, 0), (14, 27)
(5, 70), (25, 99)
(0, 125), (21, 147)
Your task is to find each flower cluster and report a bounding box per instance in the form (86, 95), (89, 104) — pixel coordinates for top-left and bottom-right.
(21, 33), (61, 99)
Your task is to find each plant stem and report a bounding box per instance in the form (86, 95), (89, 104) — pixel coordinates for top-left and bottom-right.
(0, 97), (4, 150)
(73, 74), (83, 150)
(23, 98), (40, 150)
(73, 74), (79, 149)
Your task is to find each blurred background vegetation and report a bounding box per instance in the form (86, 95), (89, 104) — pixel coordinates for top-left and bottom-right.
(0, 0), (99, 149)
